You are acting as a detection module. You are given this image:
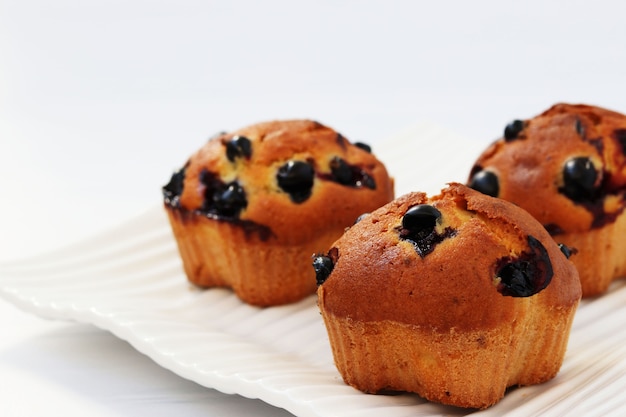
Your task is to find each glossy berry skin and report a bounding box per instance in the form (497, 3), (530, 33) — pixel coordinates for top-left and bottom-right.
(354, 212), (369, 224)
(276, 160), (315, 203)
(402, 204), (441, 234)
(199, 170), (248, 218)
(325, 156), (376, 189)
(330, 157), (353, 185)
(468, 170), (499, 198)
(504, 120), (525, 141)
(225, 136), (252, 162)
(496, 235), (553, 297)
(560, 157), (598, 202)
(313, 255), (335, 285)
(558, 243), (575, 259)
(498, 262), (535, 297)
(399, 205), (452, 258)
(212, 182), (247, 217)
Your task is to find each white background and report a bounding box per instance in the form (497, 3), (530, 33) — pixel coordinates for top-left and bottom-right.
(1, 1), (626, 415)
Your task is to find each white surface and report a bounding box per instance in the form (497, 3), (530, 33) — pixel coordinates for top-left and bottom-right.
(2, 1), (626, 416)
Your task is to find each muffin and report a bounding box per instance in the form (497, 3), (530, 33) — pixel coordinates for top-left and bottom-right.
(163, 120), (394, 306)
(314, 183), (581, 409)
(468, 103), (626, 296)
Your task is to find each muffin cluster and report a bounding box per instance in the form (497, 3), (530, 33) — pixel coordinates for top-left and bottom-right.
(161, 105), (625, 409)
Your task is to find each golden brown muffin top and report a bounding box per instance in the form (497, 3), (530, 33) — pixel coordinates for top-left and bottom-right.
(468, 103), (626, 234)
(316, 183), (581, 331)
(163, 120), (394, 244)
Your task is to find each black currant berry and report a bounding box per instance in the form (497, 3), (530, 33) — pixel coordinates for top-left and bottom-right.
(312, 255), (335, 285)
(495, 235), (553, 297)
(212, 182), (247, 217)
(560, 157), (598, 202)
(354, 142), (372, 153)
(504, 119), (525, 141)
(399, 205), (453, 257)
(402, 205), (441, 235)
(354, 212), (369, 224)
(468, 170), (500, 198)
(277, 160), (315, 203)
(225, 136), (252, 162)
(326, 157), (376, 189)
(329, 157), (353, 185)
(558, 243), (575, 259)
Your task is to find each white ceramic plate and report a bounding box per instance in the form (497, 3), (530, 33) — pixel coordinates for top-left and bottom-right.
(2, 123), (626, 416)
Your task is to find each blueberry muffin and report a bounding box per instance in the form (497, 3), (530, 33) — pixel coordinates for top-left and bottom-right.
(163, 120), (394, 306)
(469, 103), (626, 296)
(314, 183), (581, 409)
